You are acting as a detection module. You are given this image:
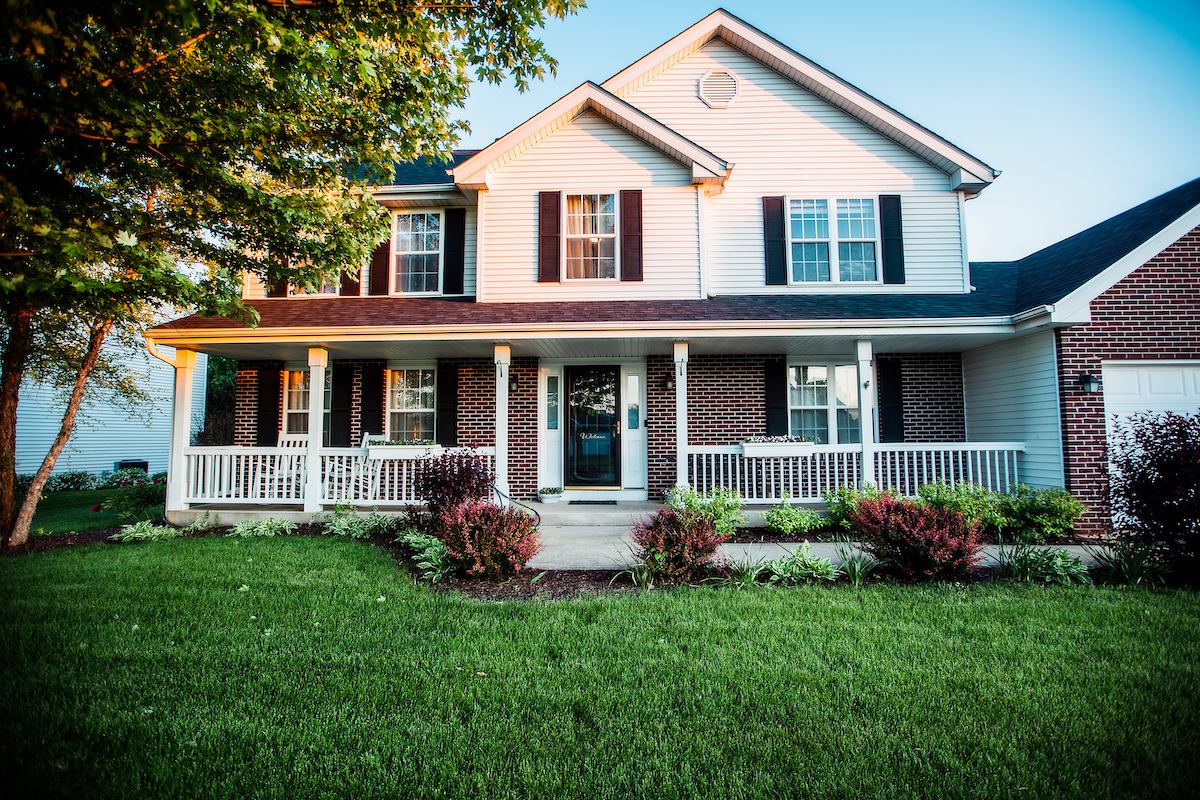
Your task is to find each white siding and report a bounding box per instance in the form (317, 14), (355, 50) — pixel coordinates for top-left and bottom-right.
(622, 41), (965, 295)
(481, 111), (700, 302)
(962, 332), (1063, 488)
(15, 346), (207, 476)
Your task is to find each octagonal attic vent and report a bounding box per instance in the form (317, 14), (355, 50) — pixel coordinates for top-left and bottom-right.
(698, 69), (739, 108)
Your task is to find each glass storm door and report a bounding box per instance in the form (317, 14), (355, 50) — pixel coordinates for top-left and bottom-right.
(565, 366), (621, 487)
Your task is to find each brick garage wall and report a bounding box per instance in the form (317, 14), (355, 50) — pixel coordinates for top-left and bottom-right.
(892, 353), (966, 442)
(1057, 225), (1200, 536)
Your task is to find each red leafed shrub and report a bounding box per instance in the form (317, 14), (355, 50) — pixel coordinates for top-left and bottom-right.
(434, 499), (541, 578)
(414, 454), (494, 517)
(846, 494), (984, 580)
(629, 508), (728, 584)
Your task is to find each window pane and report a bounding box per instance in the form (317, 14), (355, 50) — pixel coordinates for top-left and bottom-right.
(834, 365), (859, 408)
(547, 375), (559, 430)
(789, 199), (828, 240)
(837, 408), (861, 444)
(394, 213), (440, 293)
(837, 199), (876, 240)
(791, 242), (830, 282)
(286, 371), (309, 412)
(790, 408), (828, 443)
(396, 253), (439, 293)
(566, 236), (616, 279)
(789, 366), (827, 407)
(389, 412), (435, 442)
(838, 242), (877, 282)
(627, 374), (640, 430)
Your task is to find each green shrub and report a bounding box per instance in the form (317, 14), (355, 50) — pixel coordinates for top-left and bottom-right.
(763, 495), (823, 536)
(999, 485), (1086, 543)
(110, 520), (185, 542)
(414, 454), (494, 519)
(763, 543), (841, 584)
(97, 468), (154, 489)
(846, 494), (984, 580)
(833, 535), (887, 587)
(396, 528), (457, 583)
(1085, 538), (1169, 587)
(629, 508), (727, 584)
(45, 471), (97, 492)
(664, 486), (746, 537)
(822, 484), (884, 532)
(322, 502), (397, 540)
(434, 500), (541, 579)
(996, 541), (1092, 585)
(918, 481), (1007, 534)
(227, 518), (297, 538)
(100, 478), (166, 520)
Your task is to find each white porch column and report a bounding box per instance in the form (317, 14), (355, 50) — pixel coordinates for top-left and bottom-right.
(674, 341), (689, 489)
(303, 348), (327, 513)
(166, 349), (196, 513)
(494, 345), (511, 501)
(856, 339), (876, 488)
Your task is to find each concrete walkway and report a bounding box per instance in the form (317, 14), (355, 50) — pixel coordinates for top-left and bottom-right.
(524, 502), (1097, 570)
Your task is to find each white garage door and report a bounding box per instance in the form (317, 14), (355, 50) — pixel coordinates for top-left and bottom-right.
(1102, 362), (1200, 439)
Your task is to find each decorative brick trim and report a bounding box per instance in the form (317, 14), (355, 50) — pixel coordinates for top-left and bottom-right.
(1057, 225), (1200, 536)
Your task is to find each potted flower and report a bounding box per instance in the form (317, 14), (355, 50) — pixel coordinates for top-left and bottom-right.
(538, 487), (563, 504)
(741, 435), (815, 458)
(365, 438), (444, 460)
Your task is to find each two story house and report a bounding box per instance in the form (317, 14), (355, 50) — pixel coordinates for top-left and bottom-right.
(146, 10), (1200, 535)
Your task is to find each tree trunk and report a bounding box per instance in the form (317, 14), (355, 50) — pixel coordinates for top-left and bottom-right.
(0, 307), (34, 544)
(9, 316), (113, 547)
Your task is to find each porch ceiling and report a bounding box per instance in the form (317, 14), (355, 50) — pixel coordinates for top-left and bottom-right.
(152, 329), (1023, 363)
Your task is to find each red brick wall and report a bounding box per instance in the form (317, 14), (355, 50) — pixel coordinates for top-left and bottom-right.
(233, 368), (258, 447)
(1057, 225), (1200, 535)
(646, 356), (676, 499)
(455, 358), (496, 449)
(686, 355), (769, 446)
(894, 353), (966, 442)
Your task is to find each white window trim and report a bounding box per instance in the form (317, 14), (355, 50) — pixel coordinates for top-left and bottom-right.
(384, 361), (437, 442)
(390, 209), (445, 297)
(785, 359), (862, 445)
(282, 366), (332, 445)
(784, 197), (882, 286)
(560, 190), (621, 282)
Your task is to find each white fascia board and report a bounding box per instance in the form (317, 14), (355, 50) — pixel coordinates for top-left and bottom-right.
(601, 10), (997, 187)
(452, 82), (728, 189)
(146, 315), (1018, 348)
(1051, 200), (1200, 323)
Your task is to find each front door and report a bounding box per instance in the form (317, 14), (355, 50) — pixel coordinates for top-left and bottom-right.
(565, 366), (620, 488)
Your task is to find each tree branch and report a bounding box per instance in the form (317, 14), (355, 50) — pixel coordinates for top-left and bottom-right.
(99, 31), (215, 88)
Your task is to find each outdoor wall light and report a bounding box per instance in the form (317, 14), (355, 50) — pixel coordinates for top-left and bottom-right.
(664, 377), (675, 391)
(508, 375), (519, 392)
(1077, 372), (1100, 393)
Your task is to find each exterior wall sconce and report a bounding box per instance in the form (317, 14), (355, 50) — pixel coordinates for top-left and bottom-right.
(664, 377), (675, 391)
(508, 375), (519, 393)
(1077, 372), (1100, 393)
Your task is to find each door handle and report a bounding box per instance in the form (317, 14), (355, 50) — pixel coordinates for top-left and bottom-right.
(615, 421), (620, 435)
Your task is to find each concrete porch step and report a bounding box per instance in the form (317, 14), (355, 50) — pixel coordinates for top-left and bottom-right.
(528, 501), (770, 527)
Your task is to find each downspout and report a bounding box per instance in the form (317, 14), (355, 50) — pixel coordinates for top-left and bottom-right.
(144, 336), (176, 368)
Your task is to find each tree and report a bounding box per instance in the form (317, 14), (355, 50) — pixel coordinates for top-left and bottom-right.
(0, 0), (579, 545)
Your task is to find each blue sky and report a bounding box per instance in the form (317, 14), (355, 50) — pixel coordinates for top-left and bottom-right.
(456, 0), (1200, 262)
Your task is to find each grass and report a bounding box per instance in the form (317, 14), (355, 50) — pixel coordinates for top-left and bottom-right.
(26, 489), (164, 536)
(2, 537), (1198, 799)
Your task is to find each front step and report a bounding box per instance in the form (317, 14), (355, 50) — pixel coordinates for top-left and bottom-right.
(529, 501), (769, 527)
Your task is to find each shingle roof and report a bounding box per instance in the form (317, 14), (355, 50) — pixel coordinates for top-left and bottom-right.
(350, 150), (479, 186)
(1011, 176), (1200, 311)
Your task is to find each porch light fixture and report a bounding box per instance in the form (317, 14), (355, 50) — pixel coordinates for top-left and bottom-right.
(1077, 372), (1100, 393)
(664, 377), (675, 391)
(508, 375), (519, 392)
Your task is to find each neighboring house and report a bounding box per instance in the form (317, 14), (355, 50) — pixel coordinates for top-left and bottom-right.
(16, 344), (207, 476)
(145, 9), (1198, 535)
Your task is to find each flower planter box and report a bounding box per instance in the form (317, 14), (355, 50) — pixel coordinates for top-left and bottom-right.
(366, 444), (444, 460)
(539, 493), (562, 504)
(740, 442), (815, 458)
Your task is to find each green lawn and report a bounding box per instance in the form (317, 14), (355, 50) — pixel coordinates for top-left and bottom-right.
(28, 489), (163, 536)
(2, 537), (1197, 799)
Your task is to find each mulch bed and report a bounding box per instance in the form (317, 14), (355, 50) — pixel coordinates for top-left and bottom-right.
(726, 526), (1096, 546)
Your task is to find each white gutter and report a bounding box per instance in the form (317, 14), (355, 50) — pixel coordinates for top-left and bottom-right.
(144, 336), (176, 368)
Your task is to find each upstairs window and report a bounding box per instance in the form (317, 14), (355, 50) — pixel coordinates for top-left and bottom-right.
(565, 194), (616, 279)
(393, 212), (442, 294)
(788, 198), (878, 283)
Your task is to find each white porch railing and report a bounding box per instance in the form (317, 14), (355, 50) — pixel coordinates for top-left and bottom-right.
(686, 442), (1025, 503)
(184, 446), (496, 506)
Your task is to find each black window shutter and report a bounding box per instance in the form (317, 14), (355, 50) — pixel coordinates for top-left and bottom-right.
(620, 190), (643, 282)
(329, 363), (353, 446)
(368, 239), (390, 296)
(443, 208), (466, 295)
(339, 267), (360, 297)
(360, 367), (385, 438)
(764, 358), (788, 436)
(877, 357), (905, 443)
(267, 257), (289, 297)
(256, 368), (281, 446)
(435, 362), (458, 447)
(879, 195), (905, 285)
(762, 197), (787, 286)
(537, 191), (561, 282)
